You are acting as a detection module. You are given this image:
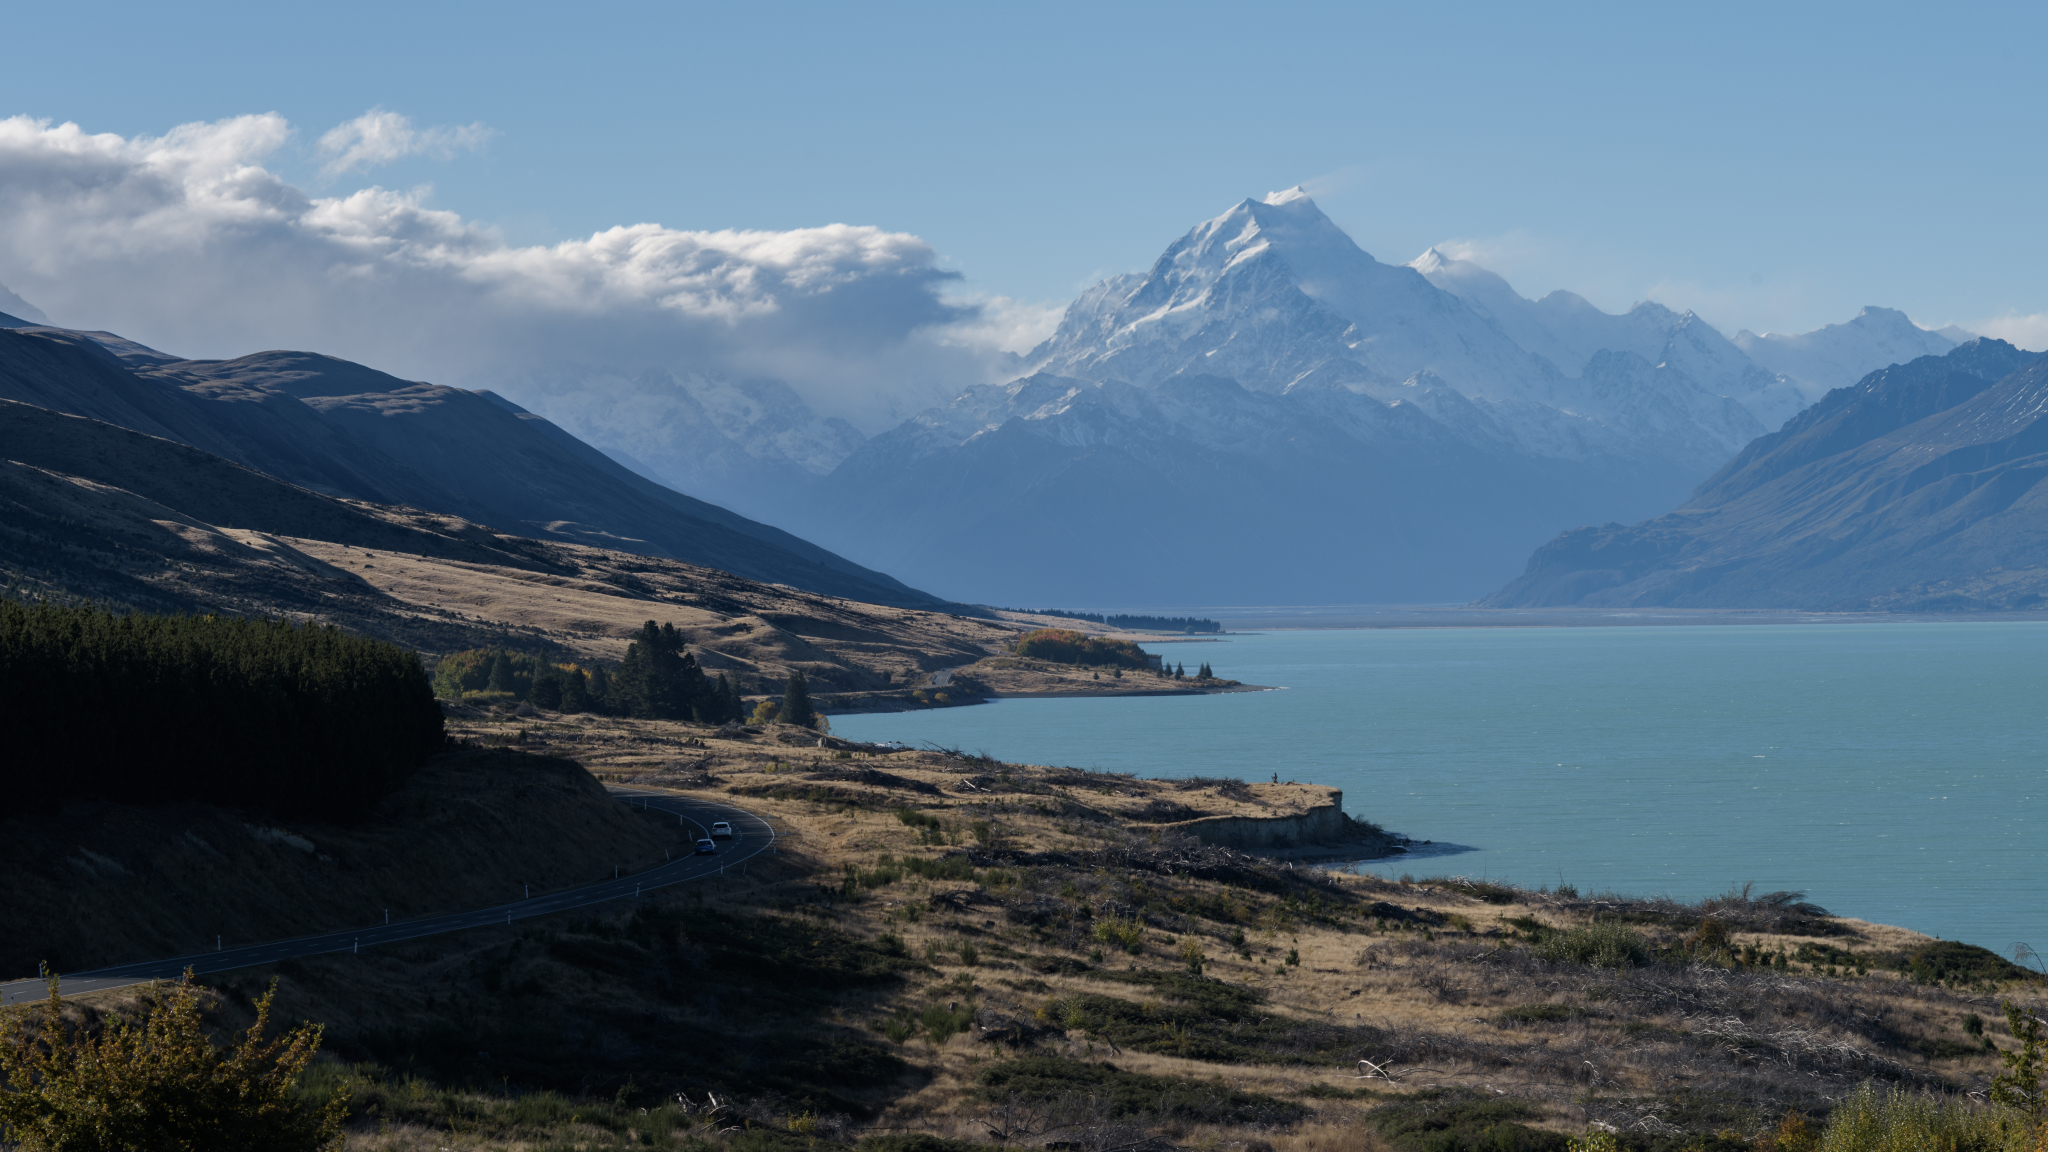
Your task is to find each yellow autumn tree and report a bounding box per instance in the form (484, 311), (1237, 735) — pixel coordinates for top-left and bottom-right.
(0, 969), (345, 1151)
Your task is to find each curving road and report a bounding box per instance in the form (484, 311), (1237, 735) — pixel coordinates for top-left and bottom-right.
(0, 789), (774, 1007)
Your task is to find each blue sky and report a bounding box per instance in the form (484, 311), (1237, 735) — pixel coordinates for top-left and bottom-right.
(2, 0), (2044, 349)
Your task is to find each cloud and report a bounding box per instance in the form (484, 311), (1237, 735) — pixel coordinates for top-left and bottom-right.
(0, 113), (1009, 428)
(933, 291), (1064, 355)
(317, 109), (493, 176)
(1970, 311), (2048, 352)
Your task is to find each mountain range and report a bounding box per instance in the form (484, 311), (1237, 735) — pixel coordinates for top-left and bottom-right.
(0, 187), (1988, 611)
(1483, 339), (2048, 610)
(0, 320), (949, 610)
(752, 191), (1964, 604)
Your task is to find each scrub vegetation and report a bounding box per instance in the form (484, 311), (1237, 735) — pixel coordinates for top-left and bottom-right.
(15, 709), (2048, 1151)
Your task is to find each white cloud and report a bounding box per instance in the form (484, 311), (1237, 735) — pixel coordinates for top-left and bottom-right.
(934, 291), (1064, 355)
(317, 109), (493, 176)
(1970, 311), (2048, 352)
(0, 113), (1011, 427)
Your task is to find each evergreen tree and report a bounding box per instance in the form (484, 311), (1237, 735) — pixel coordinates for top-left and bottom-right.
(1175, 662), (1185, 678)
(781, 668), (815, 728)
(587, 666), (612, 713)
(614, 620), (712, 720)
(714, 673), (742, 723)
(0, 602), (441, 818)
(487, 651), (515, 693)
(560, 668), (590, 714)
(529, 668), (563, 710)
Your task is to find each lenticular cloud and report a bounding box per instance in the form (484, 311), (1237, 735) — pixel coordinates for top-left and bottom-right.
(0, 113), (984, 418)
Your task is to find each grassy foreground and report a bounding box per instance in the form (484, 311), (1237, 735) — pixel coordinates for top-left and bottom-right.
(25, 707), (2048, 1151)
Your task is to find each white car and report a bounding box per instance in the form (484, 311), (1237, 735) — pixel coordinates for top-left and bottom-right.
(709, 821), (734, 840)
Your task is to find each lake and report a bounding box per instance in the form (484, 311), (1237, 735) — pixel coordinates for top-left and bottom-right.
(831, 622), (2048, 954)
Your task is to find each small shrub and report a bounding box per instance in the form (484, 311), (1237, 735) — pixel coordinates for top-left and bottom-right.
(0, 972), (346, 1152)
(1093, 918), (1145, 955)
(920, 1003), (974, 1047)
(1534, 921), (1650, 970)
(1820, 1081), (2031, 1148)
(1993, 1002), (2048, 1117)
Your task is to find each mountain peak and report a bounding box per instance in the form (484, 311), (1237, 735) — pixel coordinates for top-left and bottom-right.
(1409, 247), (1453, 275)
(1262, 185), (1314, 207)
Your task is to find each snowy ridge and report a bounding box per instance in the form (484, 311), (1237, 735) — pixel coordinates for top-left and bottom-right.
(1733, 306), (1958, 400)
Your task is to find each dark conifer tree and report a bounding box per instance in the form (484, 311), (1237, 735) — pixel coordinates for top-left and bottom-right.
(529, 668), (563, 710)
(587, 665), (612, 713)
(614, 620), (713, 720)
(487, 651), (515, 693)
(560, 668), (590, 713)
(714, 673), (742, 723)
(1175, 662), (1185, 678)
(0, 602), (441, 818)
(781, 668), (815, 728)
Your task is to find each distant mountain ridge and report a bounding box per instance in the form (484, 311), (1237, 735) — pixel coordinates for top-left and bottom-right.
(1482, 339), (2048, 610)
(0, 325), (950, 609)
(770, 191), (1963, 605)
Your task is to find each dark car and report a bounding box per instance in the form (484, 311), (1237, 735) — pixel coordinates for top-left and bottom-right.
(694, 838), (717, 855)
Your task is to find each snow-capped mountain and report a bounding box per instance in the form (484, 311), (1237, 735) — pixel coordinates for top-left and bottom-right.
(1026, 189), (1771, 472)
(511, 369), (866, 522)
(501, 188), (1972, 606)
(1410, 248), (1807, 431)
(1733, 307), (1959, 400)
(783, 191), (1824, 603)
(1031, 188), (1566, 405)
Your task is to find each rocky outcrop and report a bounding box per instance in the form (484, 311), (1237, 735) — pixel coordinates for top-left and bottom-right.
(1139, 790), (1397, 858)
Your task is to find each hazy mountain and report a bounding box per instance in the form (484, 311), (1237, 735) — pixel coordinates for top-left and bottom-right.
(1733, 306), (1959, 399)
(1410, 248), (1808, 430)
(1482, 339), (2048, 610)
(800, 369), (1676, 605)
(0, 326), (949, 609)
(786, 191), (1800, 603)
(0, 282), (47, 327)
(513, 368), (866, 522)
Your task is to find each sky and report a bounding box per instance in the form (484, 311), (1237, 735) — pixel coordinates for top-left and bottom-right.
(0, 0), (2044, 408)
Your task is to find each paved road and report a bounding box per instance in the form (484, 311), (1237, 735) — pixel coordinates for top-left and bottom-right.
(0, 788), (774, 1006)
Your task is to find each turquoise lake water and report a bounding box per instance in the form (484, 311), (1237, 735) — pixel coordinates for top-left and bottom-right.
(831, 622), (2048, 954)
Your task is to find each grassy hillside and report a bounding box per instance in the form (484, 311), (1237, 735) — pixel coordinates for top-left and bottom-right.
(0, 748), (683, 978)
(41, 709), (2036, 1151)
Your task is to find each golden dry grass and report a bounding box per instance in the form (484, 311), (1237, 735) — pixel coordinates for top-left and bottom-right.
(29, 709), (2027, 1151)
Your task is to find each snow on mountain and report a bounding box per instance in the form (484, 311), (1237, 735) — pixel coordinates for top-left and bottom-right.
(791, 191), (1795, 603)
(1031, 188), (1568, 408)
(510, 368), (864, 522)
(1733, 307), (1958, 400)
(1410, 247), (1804, 431)
(1026, 189), (1768, 468)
